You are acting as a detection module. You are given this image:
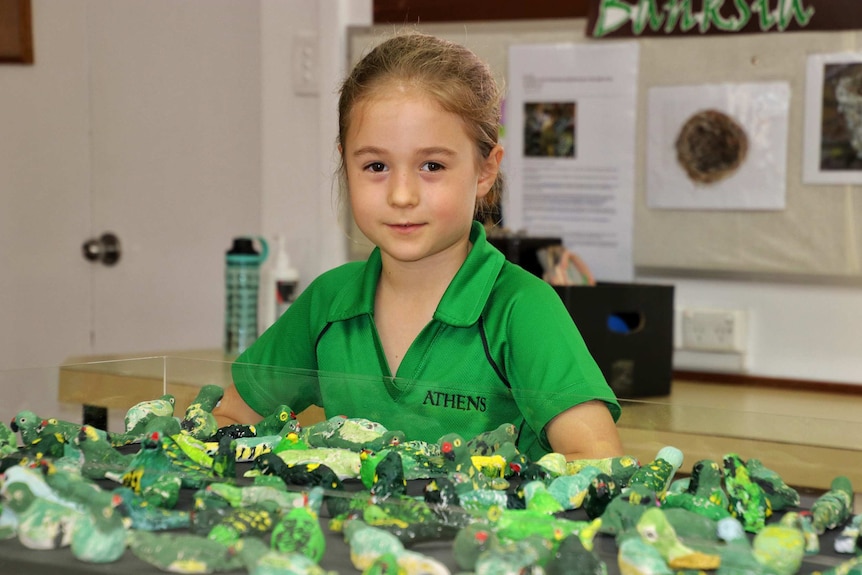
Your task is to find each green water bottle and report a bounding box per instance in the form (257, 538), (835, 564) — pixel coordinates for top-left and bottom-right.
(224, 236), (268, 355)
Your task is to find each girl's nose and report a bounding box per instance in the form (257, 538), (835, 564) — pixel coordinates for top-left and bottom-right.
(387, 171), (419, 207)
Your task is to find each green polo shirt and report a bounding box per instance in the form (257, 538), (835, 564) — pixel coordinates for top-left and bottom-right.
(234, 222), (620, 461)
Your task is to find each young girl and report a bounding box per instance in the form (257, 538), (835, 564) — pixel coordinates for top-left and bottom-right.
(213, 32), (623, 461)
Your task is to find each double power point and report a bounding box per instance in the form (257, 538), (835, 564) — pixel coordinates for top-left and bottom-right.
(680, 308), (748, 353)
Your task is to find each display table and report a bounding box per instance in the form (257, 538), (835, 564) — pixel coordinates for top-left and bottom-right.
(0, 357), (860, 574)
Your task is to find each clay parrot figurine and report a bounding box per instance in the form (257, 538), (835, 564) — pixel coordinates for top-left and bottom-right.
(746, 457), (800, 511)
(10, 410), (42, 446)
(635, 507), (721, 570)
(128, 531), (244, 573)
(269, 487), (326, 562)
(626, 446), (683, 499)
(231, 536), (338, 575)
(2, 482), (86, 550)
(437, 432), (474, 474)
(662, 459), (731, 522)
(255, 404), (299, 436)
(617, 535), (674, 575)
(112, 486), (191, 531)
(70, 490), (129, 564)
(123, 393), (176, 433)
(74, 424), (134, 479)
(751, 512), (807, 575)
(544, 532), (608, 575)
(0, 421), (17, 458)
(723, 452), (772, 533)
(180, 384), (224, 440)
(811, 475), (854, 534)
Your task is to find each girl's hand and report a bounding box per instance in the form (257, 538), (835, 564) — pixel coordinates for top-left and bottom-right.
(211, 384), (262, 428)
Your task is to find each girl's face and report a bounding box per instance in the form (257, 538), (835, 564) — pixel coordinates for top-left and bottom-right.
(343, 85), (502, 268)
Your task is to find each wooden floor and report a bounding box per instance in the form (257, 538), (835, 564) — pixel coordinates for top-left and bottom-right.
(617, 380), (862, 509)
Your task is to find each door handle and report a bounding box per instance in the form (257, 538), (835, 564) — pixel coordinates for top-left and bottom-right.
(82, 232), (121, 266)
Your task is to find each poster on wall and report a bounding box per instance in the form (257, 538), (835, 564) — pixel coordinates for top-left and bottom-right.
(803, 52), (862, 185)
(504, 42), (639, 282)
(646, 82), (790, 210)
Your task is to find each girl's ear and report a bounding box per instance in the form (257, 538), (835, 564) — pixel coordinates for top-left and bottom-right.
(477, 145), (504, 198)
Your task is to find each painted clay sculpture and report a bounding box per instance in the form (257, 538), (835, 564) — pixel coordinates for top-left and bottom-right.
(584, 472), (621, 519)
(723, 453), (772, 533)
(617, 536), (673, 575)
(2, 482), (85, 550)
(746, 457), (800, 511)
(302, 415), (405, 452)
(10, 411), (42, 446)
(663, 459), (730, 522)
(626, 446), (683, 499)
(597, 485), (662, 536)
(250, 452), (344, 492)
(0, 421), (17, 458)
(750, 512), (807, 575)
(544, 532), (609, 575)
(566, 455), (641, 487)
(232, 536), (338, 575)
(111, 414), (182, 447)
(534, 452), (568, 478)
(635, 507), (721, 570)
(197, 503), (276, 544)
(546, 465), (602, 510)
(70, 490), (129, 563)
(834, 513), (862, 554)
(204, 481), (306, 513)
(816, 555), (862, 575)
(255, 404), (300, 437)
(123, 393), (176, 433)
(343, 519), (449, 575)
(472, 535), (552, 575)
(180, 384), (224, 441)
(270, 488), (326, 562)
(274, 446), (362, 480)
(112, 486), (191, 531)
(453, 522), (500, 571)
(128, 531), (244, 574)
(437, 432), (474, 474)
(811, 475), (854, 534)
(74, 424), (134, 479)
(522, 480), (565, 514)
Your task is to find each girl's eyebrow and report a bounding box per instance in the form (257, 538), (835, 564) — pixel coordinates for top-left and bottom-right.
(352, 146), (457, 157)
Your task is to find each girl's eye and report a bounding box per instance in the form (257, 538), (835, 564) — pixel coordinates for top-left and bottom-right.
(365, 162), (386, 173)
(422, 162), (444, 172)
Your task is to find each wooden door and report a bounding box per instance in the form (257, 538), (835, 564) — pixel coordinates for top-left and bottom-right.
(0, 0), (261, 371)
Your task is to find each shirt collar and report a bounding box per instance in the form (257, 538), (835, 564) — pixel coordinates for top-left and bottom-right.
(328, 221), (505, 327)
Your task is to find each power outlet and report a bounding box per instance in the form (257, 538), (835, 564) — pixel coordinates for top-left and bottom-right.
(681, 308), (747, 352)
(292, 32), (318, 96)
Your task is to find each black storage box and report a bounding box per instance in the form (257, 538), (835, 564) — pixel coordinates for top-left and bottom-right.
(554, 283), (674, 398)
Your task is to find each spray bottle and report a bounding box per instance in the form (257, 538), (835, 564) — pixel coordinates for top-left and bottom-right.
(261, 234), (299, 330)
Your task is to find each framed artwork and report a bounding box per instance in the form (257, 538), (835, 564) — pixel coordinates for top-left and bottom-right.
(803, 52), (862, 184)
(0, 0), (33, 64)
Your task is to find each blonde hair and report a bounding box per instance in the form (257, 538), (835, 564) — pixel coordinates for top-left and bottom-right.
(337, 32), (504, 222)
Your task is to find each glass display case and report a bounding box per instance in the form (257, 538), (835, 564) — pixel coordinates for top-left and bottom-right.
(0, 357), (859, 574)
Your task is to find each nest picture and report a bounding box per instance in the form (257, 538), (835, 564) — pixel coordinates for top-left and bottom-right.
(675, 109), (749, 184)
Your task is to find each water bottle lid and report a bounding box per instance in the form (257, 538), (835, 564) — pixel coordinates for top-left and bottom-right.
(227, 238), (258, 256)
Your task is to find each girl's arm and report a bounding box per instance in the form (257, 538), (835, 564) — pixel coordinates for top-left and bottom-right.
(545, 400), (624, 460)
(212, 384), (262, 428)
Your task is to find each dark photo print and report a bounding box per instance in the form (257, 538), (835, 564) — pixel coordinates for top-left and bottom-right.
(821, 62), (862, 171)
(523, 102), (577, 158)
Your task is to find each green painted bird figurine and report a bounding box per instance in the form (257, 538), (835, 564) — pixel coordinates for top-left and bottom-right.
(2, 482), (86, 550)
(270, 487), (326, 562)
(723, 452), (772, 533)
(124, 393), (176, 433)
(811, 475), (854, 534)
(180, 384), (224, 440)
(128, 531), (244, 573)
(635, 506), (721, 570)
(232, 536), (338, 575)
